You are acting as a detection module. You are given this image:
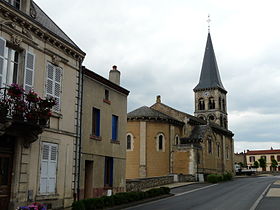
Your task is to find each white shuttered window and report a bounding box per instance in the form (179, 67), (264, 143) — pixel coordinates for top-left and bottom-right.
(46, 63), (62, 112)
(24, 51), (35, 93)
(40, 142), (58, 194)
(0, 37), (6, 88)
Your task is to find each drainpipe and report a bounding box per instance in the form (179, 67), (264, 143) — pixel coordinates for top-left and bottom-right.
(74, 59), (84, 201)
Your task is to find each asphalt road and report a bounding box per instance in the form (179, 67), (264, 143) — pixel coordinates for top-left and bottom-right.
(126, 176), (280, 210)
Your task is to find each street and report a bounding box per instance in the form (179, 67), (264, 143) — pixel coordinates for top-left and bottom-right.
(126, 176), (280, 210)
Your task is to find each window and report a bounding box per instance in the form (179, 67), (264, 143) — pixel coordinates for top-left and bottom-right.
(92, 108), (100, 137)
(126, 133), (134, 151)
(271, 155), (275, 161)
(5, 0), (20, 9)
(220, 116), (223, 127)
(112, 115), (118, 141)
(224, 118), (227, 129)
(209, 97), (215, 109)
(249, 156), (255, 162)
(222, 99), (226, 111)
(105, 89), (109, 100)
(219, 97), (221, 109)
(156, 133), (165, 151)
(277, 156), (280, 161)
(208, 115), (215, 121)
(261, 156), (266, 160)
(175, 135), (179, 145)
(208, 137), (212, 154)
(0, 38), (19, 88)
(198, 98), (205, 110)
(217, 144), (220, 157)
(40, 142), (58, 194)
(46, 63), (62, 112)
(104, 157), (113, 187)
(226, 146), (229, 159)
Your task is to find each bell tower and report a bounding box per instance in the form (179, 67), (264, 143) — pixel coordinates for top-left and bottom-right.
(193, 32), (228, 129)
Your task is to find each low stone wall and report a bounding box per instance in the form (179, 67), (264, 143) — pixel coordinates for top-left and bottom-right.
(126, 175), (174, 192)
(126, 174), (196, 192)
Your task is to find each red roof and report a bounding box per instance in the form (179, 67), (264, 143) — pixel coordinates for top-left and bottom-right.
(246, 149), (280, 155)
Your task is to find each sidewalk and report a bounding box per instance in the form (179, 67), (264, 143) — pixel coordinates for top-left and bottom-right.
(142, 182), (197, 191)
(256, 179), (280, 210)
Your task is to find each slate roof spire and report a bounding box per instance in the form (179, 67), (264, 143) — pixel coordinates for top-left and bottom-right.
(194, 32), (226, 93)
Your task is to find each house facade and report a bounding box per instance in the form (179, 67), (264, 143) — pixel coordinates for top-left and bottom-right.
(0, 0), (85, 209)
(126, 32), (234, 179)
(79, 66), (129, 198)
(246, 149), (280, 172)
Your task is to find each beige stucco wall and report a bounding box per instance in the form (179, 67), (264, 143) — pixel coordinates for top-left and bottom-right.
(80, 74), (128, 197)
(246, 153), (280, 172)
(0, 2), (84, 209)
(126, 121), (140, 179)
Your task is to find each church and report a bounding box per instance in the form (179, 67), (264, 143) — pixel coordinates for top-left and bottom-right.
(126, 32), (234, 179)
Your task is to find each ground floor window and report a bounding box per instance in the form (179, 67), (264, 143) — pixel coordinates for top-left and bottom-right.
(39, 142), (58, 194)
(104, 157), (113, 187)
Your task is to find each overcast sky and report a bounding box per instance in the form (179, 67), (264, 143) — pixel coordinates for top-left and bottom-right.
(35, 0), (280, 152)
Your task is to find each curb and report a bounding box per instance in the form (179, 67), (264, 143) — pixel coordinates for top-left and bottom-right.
(106, 194), (174, 210)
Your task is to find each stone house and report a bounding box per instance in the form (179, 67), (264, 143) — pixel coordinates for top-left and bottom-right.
(126, 32), (234, 179)
(79, 66), (129, 198)
(0, 0), (85, 209)
(246, 148), (280, 172)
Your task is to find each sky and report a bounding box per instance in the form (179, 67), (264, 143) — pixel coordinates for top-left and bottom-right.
(35, 0), (280, 152)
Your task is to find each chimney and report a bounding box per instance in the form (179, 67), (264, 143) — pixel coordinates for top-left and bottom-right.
(156, 95), (161, 103)
(109, 65), (120, 85)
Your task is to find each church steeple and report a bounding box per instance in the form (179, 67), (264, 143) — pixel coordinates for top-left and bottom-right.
(194, 33), (226, 93)
(194, 32), (228, 129)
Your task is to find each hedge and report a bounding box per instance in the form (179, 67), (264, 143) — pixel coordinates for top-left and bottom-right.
(72, 187), (170, 210)
(207, 172), (233, 183)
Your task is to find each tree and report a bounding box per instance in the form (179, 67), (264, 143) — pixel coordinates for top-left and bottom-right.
(258, 158), (267, 171)
(238, 162), (245, 168)
(253, 161), (259, 168)
(271, 159), (278, 171)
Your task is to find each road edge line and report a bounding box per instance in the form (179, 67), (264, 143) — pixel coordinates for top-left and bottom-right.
(174, 184), (218, 197)
(249, 183), (272, 210)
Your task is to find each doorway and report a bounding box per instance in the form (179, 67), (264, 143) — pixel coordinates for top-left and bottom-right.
(84, 160), (93, 199)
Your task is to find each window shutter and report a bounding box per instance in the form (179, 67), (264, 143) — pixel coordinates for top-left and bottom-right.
(96, 109), (100, 136)
(40, 142), (58, 194)
(112, 115), (118, 140)
(46, 63), (54, 97)
(110, 158), (114, 186)
(48, 145), (57, 193)
(53, 67), (62, 111)
(24, 51), (35, 93)
(40, 144), (50, 194)
(0, 38), (6, 88)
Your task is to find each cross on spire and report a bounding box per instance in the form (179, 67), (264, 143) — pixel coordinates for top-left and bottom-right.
(207, 14), (211, 33)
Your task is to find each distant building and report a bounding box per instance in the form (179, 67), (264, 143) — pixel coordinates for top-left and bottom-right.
(126, 32), (234, 179)
(234, 152), (246, 166)
(246, 148), (280, 172)
(80, 66), (129, 198)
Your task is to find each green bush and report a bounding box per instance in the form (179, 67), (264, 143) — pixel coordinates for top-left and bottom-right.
(222, 172), (233, 181)
(72, 187), (170, 210)
(216, 174), (223, 182)
(207, 174), (218, 183)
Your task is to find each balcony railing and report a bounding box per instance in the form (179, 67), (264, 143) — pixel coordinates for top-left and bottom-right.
(0, 84), (56, 146)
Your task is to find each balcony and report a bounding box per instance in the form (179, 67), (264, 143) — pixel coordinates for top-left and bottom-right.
(0, 84), (56, 147)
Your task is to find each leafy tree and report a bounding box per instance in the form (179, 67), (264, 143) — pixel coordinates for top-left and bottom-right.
(271, 159), (278, 170)
(238, 162), (244, 167)
(253, 161), (259, 168)
(258, 158), (266, 170)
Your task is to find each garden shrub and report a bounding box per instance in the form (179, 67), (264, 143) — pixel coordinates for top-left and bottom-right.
(207, 174), (218, 183)
(72, 187), (171, 210)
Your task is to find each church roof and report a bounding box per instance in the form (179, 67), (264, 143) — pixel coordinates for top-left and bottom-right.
(180, 125), (209, 143)
(194, 33), (226, 93)
(127, 106), (183, 125)
(32, 1), (81, 51)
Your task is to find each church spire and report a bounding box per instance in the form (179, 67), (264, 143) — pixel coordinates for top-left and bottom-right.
(194, 32), (226, 93)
